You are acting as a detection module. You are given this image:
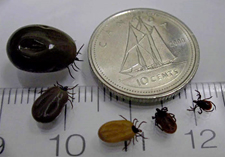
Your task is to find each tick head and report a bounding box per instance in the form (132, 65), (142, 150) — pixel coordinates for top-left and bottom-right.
(132, 126), (142, 133)
(60, 86), (68, 91)
(193, 100), (197, 103)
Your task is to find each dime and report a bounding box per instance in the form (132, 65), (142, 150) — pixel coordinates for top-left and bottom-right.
(88, 8), (200, 102)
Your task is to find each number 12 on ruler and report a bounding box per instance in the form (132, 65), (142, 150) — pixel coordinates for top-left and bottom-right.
(185, 129), (217, 149)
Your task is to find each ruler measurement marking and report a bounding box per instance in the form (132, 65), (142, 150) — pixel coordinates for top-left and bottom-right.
(208, 83), (212, 96)
(78, 87), (81, 103)
(72, 88), (74, 102)
(0, 83), (224, 155)
(220, 83), (225, 107)
(160, 100), (163, 108)
(64, 105), (67, 131)
(40, 87), (43, 95)
(195, 83), (198, 91)
(8, 89), (12, 104)
(184, 87), (187, 99)
(213, 83), (218, 98)
(142, 132), (145, 151)
(14, 88), (18, 104)
(91, 86), (93, 102)
(97, 86), (99, 112)
(124, 141), (128, 152)
(103, 87), (106, 102)
(0, 89), (5, 125)
(129, 100), (132, 122)
(33, 88), (37, 103)
(202, 83), (206, 98)
(110, 92), (112, 101)
(84, 86), (87, 102)
(21, 89), (24, 104)
(27, 88), (30, 104)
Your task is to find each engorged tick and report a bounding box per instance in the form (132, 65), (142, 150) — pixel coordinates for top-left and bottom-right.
(187, 90), (216, 114)
(98, 115), (147, 150)
(152, 107), (177, 134)
(6, 24), (84, 79)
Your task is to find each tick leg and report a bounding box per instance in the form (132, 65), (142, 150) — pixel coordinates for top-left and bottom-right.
(75, 57), (83, 62)
(68, 84), (78, 90)
(133, 118), (138, 125)
(135, 135), (139, 143)
(71, 64), (78, 72)
(203, 96), (212, 100)
(155, 123), (163, 131)
(187, 107), (193, 111)
(68, 95), (75, 100)
(134, 120), (139, 127)
(68, 99), (74, 108)
(198, 108), (203, 114)
(77, 44), (84, 55)
(127, 140), (131, 146)
(38, 88), (47, 94)
(56, 81), (64, 87)
(137, 133), (148, 139)
(120, 115), (128, 121)
(137, 121), (147, 128)
(195, 90), (201, 100)
(73, 62), (80, 70)
(187, 105), (197, 112)
(66, 67), (75, 79)
(187, 106), (194, 111)
(67, 92), (76, 95)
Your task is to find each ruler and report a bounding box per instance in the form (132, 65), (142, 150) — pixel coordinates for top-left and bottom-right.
(0, 82), (225, 157)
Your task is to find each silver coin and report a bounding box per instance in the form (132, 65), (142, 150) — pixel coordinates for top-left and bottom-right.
(88, 8), (200, 102)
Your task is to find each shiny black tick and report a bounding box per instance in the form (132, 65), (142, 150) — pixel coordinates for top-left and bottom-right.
(187, 90), (216, 114)
(32, 82), (77, 123)
(152, 107), (177, 134)
(7, 24), (83, 79)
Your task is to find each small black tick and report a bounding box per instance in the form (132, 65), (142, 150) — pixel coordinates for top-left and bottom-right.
(187, 90), (216, 114)
(152, 107), (177, 134)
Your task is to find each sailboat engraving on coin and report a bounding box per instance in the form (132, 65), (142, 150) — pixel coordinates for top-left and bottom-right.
(120, 17), (186, 88)
(88, 8), (199, 101)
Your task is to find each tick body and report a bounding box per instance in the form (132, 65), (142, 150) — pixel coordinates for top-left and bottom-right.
(32, 82), (77, 123)
(152, 107), (177, 134)
(187, 90), (216, 114)
(98, 115), (146, 148)
(7, 25), (82, 78)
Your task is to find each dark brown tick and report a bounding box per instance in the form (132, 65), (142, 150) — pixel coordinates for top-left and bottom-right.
(7, 24), (83, 79)
(32, 82), (77, 123)
(187, 90), (216, 114)
(152, 107), (177, 134)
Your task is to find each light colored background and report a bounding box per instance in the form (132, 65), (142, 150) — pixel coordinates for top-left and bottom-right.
(0, 1), (224, 156)
(0, 0), (224, 88)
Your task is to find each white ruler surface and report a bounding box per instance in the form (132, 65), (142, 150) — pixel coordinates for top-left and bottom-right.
(0, 82), (225, 157)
